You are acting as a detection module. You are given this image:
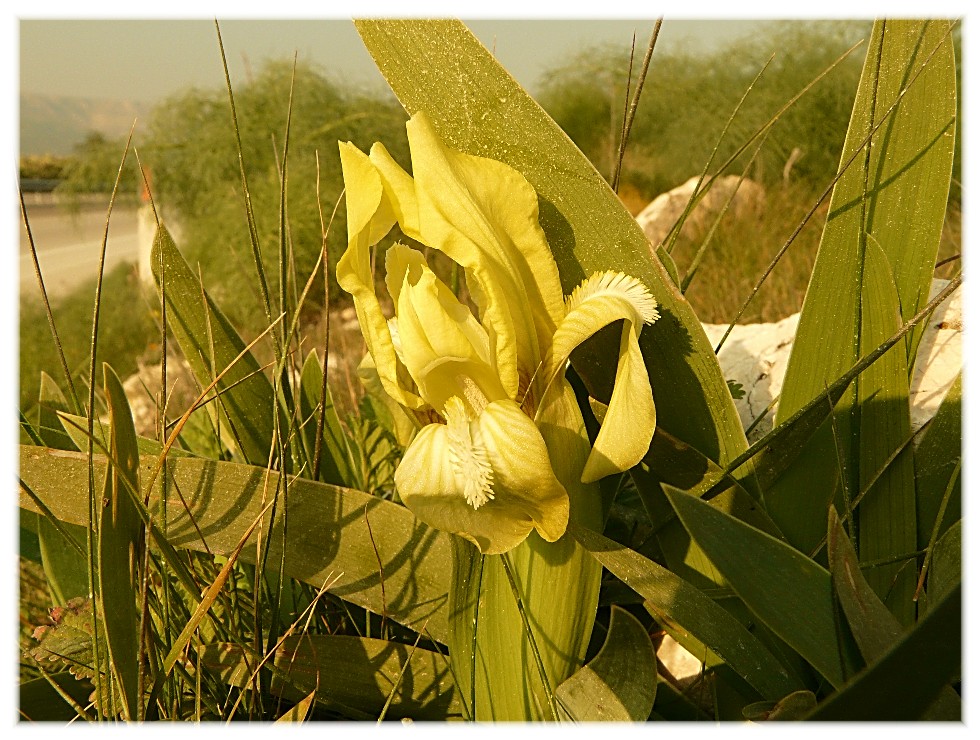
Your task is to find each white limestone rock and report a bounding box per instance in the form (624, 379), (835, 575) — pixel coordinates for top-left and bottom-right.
(701, 278), (961, 443)
(635, 175), (765, 247)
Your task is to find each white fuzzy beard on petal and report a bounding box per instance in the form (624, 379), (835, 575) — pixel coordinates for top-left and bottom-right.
(443, 396), (495, 509)
(565, 270), (660, 325)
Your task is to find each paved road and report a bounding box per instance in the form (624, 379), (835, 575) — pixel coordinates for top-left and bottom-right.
(19, 198), (142, 300)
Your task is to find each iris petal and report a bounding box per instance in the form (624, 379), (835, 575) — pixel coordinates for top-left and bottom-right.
(539, 271), (659, 481)
(393, 250), (507, 413)
(406, 112), (566, 396)
(338, 116), (658, 553)
(395, 399), (568, 555)
(335, 142), (425, 410)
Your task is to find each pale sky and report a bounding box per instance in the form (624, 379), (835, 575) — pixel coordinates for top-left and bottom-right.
(18, 17), (774, 103)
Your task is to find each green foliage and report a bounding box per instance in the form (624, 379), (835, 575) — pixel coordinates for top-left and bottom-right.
(29, 598), (107, 684)
(537, 21), (866, 198)
(17, 18), (960, 724)
(769, 21), (956, 623)
(554, 606), (658, 721)
(19, 262), (157, 414)
(20, 154), (70, 181)
(56, 131), (141, 198)
(140, 59), (410, 332)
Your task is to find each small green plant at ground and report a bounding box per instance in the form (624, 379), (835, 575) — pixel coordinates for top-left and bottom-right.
(18, 18), (960, 722)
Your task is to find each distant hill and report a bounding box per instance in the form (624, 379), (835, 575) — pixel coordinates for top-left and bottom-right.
(20, 92), (150, 156)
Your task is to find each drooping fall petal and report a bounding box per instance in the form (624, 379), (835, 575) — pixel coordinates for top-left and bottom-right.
(539, 271), (659, 482)
(394, 398), (569, 555)
(581, 321), (654, 482)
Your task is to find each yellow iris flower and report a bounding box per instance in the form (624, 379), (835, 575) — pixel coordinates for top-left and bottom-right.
(337, 112), (658, 554)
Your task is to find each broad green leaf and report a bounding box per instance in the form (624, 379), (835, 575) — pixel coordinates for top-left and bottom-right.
(58, 411), (192, 459)
(18, 445), (451, 643)
(662, 485), (844, 688)
(806, 583), (960, 720)
(447, 381), (601, 720)
(827, 508), (961, 719)
(33, 376), (90, 605)
(651, 679), (711, 721)
(449, 532), (602, 721)
(743, 690), (818, 722)
(151, 224), (282, 466)
(638, 429), (776, 532)
(202, 634), (462, 720)
(915, 374), (961, 549)
(18, 672), (93, 722)
(19, 517), (42, 562)
(98, 365), (144, 720)
(570, 524), (802, 700)
(749, 381), (850, 497)
(555, 606), (657, 721)
(37, 515), (88, 605)
(297, 349), (353, 487)
(771, 20), (955, 555)
(702, 275), (958, 511)
(632, 428), (783, 592)
(927, 518), (961, 607)
(276, 691), (316, 723)
(826, 507), (902, 662)
(855, 242), (918, 623)
(355, 19), (749, 474)
(36, 372), (76, 451)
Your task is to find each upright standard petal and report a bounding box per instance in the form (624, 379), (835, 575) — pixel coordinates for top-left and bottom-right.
(369, 142), (422, 243)
(395, 398), (569, 555)
(393, 248), (508, 414)
(335, 142), (425, 410)
(406, 112), (566, 398)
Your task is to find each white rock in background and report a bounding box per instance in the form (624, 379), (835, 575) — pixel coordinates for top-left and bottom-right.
(121, 356), (198, 437)
(701, 313), (798, 444)
(635, 175), (765, 247)
(701, 278), (961, 443)
(909, 279), (962, 432)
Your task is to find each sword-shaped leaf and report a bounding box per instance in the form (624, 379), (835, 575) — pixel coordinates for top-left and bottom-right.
(663, 485), (844, 688)
(914, 374), (961, 549)
(98, 366), (144, 719)
(19, 445), (451, 643)
(202, 634), (462, 720)
(771, 19), (955, 564)
(805, 583), (960, 720)
(570, 523), (802, 700)
(151, 225), (282, 466)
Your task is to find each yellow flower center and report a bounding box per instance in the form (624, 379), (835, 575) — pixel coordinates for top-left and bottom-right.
(443, 396), (495, 510)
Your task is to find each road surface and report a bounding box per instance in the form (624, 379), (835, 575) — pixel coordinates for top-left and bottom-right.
(19, 197), (141, 300)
